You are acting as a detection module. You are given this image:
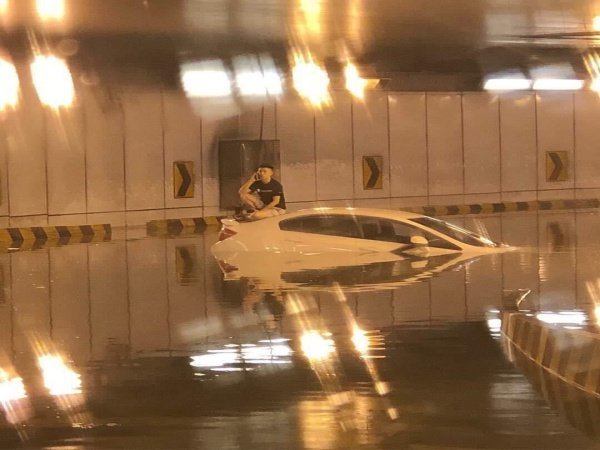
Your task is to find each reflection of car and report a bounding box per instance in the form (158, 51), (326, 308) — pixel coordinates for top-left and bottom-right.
(211, 207), (512, 289)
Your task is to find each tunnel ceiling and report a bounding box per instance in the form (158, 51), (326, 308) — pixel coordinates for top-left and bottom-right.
(1, 0), (600, 91)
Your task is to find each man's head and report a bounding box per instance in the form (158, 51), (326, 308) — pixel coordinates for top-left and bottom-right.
(257, 164), (274, 182)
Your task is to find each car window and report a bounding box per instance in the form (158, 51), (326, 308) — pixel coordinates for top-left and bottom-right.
(279, 215), (361, 238)
(356, 216), (460, 250)
(409, 216), (496, 248)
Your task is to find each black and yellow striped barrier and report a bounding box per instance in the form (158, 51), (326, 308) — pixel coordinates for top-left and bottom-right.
(500, 310), (600, 438)
(146, 216), (224, 237)
(404, 198), (600, 216)
(0, 224), (111, 253)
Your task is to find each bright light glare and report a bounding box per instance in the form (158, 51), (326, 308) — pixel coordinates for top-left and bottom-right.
(484, 78), (531, 91)
(594, 16), (600, 31)
(292, 54), (330, 107)
(233, 55), (283, 97)
(0, 0), (8, 14)
(0, 370), (26, 403)
(300, 331), (335, 361)
(36, 0), (65, 20)
(0, 58), (19, 109)
(591, 78), (600, 92)
(344, 62), (368, 99)
(38, 355), (82, 396)
(30, 55), (75, 108)
(532, 79), (584, 91)
(190, 343), (293, 369)
(536, 311), (587, 326)
(352, 327), (369, 354)
(181, 60), (232, 98)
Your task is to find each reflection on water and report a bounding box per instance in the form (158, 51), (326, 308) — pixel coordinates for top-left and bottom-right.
(0, 210), (599, 448)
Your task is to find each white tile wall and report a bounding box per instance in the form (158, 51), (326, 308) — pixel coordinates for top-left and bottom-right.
(426, 94), (463, 195)
(4, 85), (600, 228)
(574, 92), (600, 189)
(353, 92), (390, 199)
(123, 91), (165, 210)
(46, 107), (86, 215)
(499, 93), (536, 192)
(462, 93), (500, 194)
(6, 85), (47, 217)
(278, 96), (316, 202)
(536, 93), (575, 191)
(163, 91), (203, 209)
(315, 91), (353, 200)
(389, 93), (427, 198)
(84, 88), (126, 213)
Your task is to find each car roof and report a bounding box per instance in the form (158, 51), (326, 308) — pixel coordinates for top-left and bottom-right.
(281, 207), (426, 221)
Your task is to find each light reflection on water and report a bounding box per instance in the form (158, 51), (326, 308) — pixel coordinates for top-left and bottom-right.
(0, 210), (599, 448)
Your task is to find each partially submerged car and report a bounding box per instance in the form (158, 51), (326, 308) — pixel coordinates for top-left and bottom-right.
(211, 207), (513, 289)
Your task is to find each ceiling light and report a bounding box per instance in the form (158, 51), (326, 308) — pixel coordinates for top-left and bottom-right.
(180, 60), (232, 98)
(291, 53), (330, 107)
(36, 0), (64, 20)
(483, 78), (532, 91)
(594, 16), (600, 31)
(345, 62), (368, 99)
(30, 55), (75, 108)
(0, 58), (19, 109)
(0, 0), (8, 14)
(532, 78), (584, 90)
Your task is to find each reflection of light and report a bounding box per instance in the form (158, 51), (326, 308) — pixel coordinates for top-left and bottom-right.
(0, 0), (7, 14)
(532, 79), (584, 91)
(0, 58), (19, 109)
(352, 327), (369, 354)
(292, 54), (330, 107)
(484, 78), (531, 91)
(0, 370), (26, 403)
(536, 311), (587, 326)
(190, 341), (293, 369)
(301, 331), (335, 361)
(31, 56), (75, 108)
(594, 16), (600, 31)
(297, 0), (322, 37)
(344, 62), (367, 99)
(181, 60), (232, 98)
(36, 0), (65, 20)
(38, 355), (82, 396)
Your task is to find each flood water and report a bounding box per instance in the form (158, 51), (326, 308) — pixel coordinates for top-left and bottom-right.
(1, 209), (600, 449)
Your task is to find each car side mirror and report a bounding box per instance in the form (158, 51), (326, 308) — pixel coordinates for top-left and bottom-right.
(410, 235), (428, 246)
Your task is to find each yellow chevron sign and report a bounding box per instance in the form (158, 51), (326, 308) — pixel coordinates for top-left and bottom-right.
(546, 151), (568, 182)
(362, 156), (382, 190)
(174, 161), (194, 198)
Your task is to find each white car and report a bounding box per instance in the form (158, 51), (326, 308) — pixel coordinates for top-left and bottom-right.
(211, 207), (512, 289)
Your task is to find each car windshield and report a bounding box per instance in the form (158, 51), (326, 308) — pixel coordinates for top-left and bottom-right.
(409, 217), (499, 248)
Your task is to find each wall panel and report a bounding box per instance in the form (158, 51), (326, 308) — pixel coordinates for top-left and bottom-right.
(574, 91), (600, 189)
(123, 92), (165, 210)
(499, 93), (537, 193)
(536, 93), (574, 191)
(6, 82), (47, 216)
(426, 94), (463, 195)
(278, 97), (316, 203)
(353, 92), (390, 199)
(46, 106), (86, 215)
(84, 88), (126, 213)
(163, 92), (203, 209)
(315, 91), (353, 200)
(463, 93), (500, 194)
(389, 93), (427, 198)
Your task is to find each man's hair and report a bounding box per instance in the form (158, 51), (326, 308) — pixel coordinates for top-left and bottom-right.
(258, 163), (274, 170)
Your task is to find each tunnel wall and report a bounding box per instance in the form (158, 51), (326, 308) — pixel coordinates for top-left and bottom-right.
(0, 86), (599, 226)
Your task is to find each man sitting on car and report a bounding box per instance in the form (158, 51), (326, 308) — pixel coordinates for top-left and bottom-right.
(238, 163), (286, 220)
